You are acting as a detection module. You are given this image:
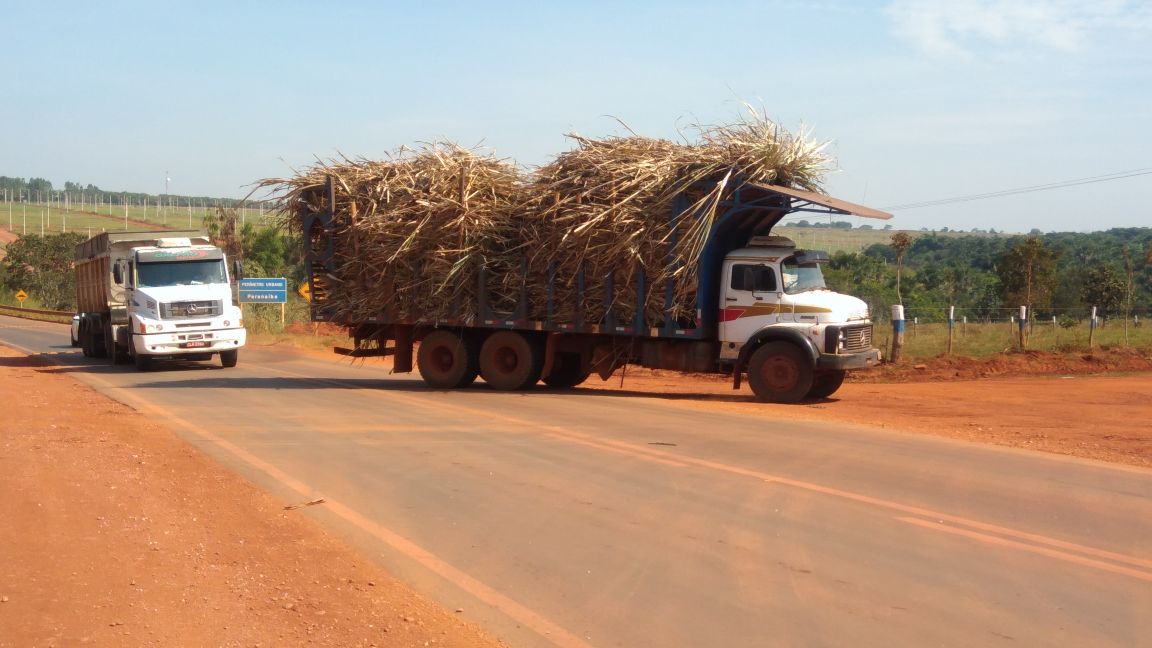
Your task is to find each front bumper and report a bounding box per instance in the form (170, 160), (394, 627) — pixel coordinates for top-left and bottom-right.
(132, 327), (246, 357)
(817, 348), (881, 371)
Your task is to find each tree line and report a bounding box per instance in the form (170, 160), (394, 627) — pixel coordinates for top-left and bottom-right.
(825, 228), (1152, 323)
(0, 175), (251, 208)
(4, 221), (1150, 324)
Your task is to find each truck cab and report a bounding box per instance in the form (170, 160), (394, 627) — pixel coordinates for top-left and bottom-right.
(116, 238), (246, 368)
(719, 236), (879, 401)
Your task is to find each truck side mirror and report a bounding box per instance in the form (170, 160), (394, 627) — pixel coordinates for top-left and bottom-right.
(233, 260), (243, 280)
(113, 263), (123, 285)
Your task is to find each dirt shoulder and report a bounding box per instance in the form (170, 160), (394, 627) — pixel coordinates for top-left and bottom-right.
(2, 340), (1149, 647)
(0, 345), (506, 648)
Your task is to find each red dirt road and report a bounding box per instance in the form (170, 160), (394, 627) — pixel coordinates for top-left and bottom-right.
(2, 338), (1150, 646)
(0, 346), (506, 648)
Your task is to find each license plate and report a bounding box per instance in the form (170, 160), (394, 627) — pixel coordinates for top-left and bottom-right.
(183, 341), (209, 348)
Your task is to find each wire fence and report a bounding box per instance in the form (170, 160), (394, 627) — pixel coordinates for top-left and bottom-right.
(879, 304), (1152, 358)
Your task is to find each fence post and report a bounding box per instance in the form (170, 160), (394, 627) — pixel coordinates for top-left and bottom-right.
(1089, 306), (1097, 349)
(1018, 306), (1028, 350)
(890, 305), (905, 363)
(947, 306), (955, 355)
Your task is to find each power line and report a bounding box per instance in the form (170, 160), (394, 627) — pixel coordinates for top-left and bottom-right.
(884, 167), (1152, 211)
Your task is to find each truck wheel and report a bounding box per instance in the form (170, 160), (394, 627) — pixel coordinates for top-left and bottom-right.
(134, 351), (152, 371)
(220, 349), (239, 368)
(417, 330), (476, 388)
(746, 341), (814, 404)
(109, 324), (130, 365)
(807, 370), (846, 399)
(90, 323), (108, 359)
(80, 325), (94, 358)
(542, 353), (591, 389)
(479, 331), (543, 391)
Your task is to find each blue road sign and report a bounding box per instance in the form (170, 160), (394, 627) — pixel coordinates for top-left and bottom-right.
(238, 277), (288, 303)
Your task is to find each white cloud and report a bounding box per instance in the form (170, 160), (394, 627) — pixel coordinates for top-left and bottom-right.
(884, 0), (1143, 59)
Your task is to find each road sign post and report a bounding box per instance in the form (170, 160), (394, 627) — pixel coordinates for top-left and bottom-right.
(238, 278), (289, 326)
(15, 290), (28, 308)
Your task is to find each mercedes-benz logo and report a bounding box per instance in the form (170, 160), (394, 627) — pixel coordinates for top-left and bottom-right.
(188, 304), (198, 314)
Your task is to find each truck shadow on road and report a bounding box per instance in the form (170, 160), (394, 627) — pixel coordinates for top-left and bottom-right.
(33, 352), (842, 405)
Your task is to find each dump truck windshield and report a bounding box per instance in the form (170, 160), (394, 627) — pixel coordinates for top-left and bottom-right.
(781, 258), (828, 294)
(137, 260), (227, 287)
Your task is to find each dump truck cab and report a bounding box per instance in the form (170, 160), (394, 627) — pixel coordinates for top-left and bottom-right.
(75, 232), (246, 370)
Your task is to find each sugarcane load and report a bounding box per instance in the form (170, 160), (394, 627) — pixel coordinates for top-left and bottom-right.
(260, 111), (888, 402)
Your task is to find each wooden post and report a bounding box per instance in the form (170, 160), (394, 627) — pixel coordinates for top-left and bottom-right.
(947, 305), (955, 355)
(890, 305), (905, 363)
(1088, 306), (1097, 349)
(1018, 305), (1028, 350)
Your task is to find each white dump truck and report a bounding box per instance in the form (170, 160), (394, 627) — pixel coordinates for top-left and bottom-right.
(74, 231), (246, 370)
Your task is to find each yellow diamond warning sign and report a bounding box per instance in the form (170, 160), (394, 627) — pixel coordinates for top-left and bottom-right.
(15, 290), (28, 303)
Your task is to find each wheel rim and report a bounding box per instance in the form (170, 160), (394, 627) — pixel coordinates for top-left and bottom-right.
(760, 354), (799, 391)
(493, 346), (519, 374)
(430, 345), (455, 373)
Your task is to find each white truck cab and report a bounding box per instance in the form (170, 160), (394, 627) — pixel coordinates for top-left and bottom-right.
(719, 236), (879, 400)
(118, 238), (246, 368)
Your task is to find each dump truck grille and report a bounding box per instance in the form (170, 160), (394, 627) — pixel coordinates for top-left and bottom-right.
(161, 300), (222, 319)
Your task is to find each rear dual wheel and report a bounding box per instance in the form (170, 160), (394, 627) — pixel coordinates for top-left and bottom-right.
(478, 331), (544, 391)
(417, 330), (478, 388)
(541, 352), (591, 389)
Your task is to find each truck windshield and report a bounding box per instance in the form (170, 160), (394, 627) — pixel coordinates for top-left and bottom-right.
(781, 257), (828, 294)
(137, 260), (227, 287)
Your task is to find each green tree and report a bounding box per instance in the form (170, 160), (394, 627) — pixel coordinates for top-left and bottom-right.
(2, 233), (86, 310)
(1081, 263), (1126, 319)
(889, 232), (913, 304)
(997, 236), (1059, 315)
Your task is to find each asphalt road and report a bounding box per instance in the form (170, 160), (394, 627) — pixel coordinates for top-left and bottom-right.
(3, 314), (1151, 648)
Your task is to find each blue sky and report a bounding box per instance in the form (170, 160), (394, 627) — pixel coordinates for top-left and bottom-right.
(2, 0), (1149, 233)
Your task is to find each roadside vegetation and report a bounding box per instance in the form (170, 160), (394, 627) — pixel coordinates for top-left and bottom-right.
(3, 183), (1150, 361)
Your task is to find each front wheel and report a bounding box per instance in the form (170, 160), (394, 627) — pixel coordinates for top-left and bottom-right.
(478, 331), (543, 391)
(746, 342), (814, 404)
(219, 349), (239, 368)
(134, 352), (153, 371)
(807, 370), (846, 399)
(416, 330), (477, 388)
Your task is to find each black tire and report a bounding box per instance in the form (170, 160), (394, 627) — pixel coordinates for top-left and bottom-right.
(416, 330), (477, 388)
(807, 370), (846, 399)
(219, 349), (239, 368)
(109, 324), (130, 365)
(542, 352), (591, 389)
(746, 341), (814, 404)
(80, 325), (94, 358)
(134, 351), (153, 371)
(90, 321), (108, 359)
(478, 331), (544, 391)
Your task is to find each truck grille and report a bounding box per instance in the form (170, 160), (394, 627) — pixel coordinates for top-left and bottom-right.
(161, 300), (222, 319)
(842, 325), (872, 352)
(826, 324), (873, 354)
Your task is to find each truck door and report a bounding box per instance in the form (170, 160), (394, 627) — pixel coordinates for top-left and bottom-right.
(720, 262), (781, 354)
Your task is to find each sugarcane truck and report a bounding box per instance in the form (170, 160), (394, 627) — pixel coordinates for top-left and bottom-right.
(74, 231), (247, 370)
(303, 180), (889, 402)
